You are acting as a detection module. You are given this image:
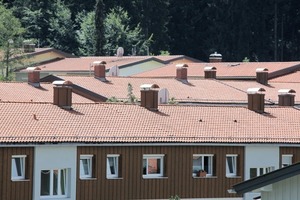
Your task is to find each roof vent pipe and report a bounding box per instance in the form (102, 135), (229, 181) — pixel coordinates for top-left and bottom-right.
(93, 61), (107, 81)
(256, 68), (269, 85)
(247, 88), (266, 113)
(176, 64), (188, 80)
(204, 66), (217, 79)
(27, 67), (41, 87)
(53, 80), (73, 110)
(209, 52), (222, 63)
(140, 84), (160, 111)
(278, 89), (296, 106)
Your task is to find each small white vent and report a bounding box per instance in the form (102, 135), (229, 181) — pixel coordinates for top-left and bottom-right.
(108, 66), (120, 76)
(158, 88), (169, 104)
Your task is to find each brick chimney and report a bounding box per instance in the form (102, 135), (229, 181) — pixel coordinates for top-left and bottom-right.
(209, 52), (222, 63)
(23, 40), (35, 53)
(53, 80), (73, 110)
(204, 66), (217, 79)
(26, 67), (41, 87)
(278, 89), (296, 106)
(140, 84), (160, 111)
(247, 88), (266, 113)
(256, 68), (268, 85)
(93, 61), (107, 81)
(176, 64), (188, 80)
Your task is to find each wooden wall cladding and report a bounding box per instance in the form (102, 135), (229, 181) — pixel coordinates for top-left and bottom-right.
(77, 145), (244, 200)
(0, 147), (33, 200)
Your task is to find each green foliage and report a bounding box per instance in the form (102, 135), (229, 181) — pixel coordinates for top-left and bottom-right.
(168, 97), (177, 105)
(106, 96), (120, 103)
(76, 11), (96, 56)
(48, 0), (76, 53)
(127, 83), (137, 103)
(169, 195), (180, 200)
(243, 57), (250, 62)
(103, 6), (149, 56)
(95, 0), (105, 56)
(0, 3), (25, 80)
(160, 50), (170, 56)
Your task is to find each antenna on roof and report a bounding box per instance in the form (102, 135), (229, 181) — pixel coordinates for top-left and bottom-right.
(116, 47), (124, 57)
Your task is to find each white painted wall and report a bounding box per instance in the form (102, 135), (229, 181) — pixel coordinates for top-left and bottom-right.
(33, 146), (77, 200)
(244, 146), (279, 200)
(262, 174), (300, 200)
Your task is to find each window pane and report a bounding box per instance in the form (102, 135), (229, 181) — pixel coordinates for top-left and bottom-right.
(53, 170), (58, 195)
(227, 157), (234, 173)
(204, 156), (212, 174)
(41, 170), (50, 196)
(148, 158), (160, 174)
(143, 159), (147, 175)
(192, 156), (202, 173)
(60, 169), (66, 195)
(108, 157), (116, 174)
(282, 155), (292, 167)
(250, 168), (257, 179)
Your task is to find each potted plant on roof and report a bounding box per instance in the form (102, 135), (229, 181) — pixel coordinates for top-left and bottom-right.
(197, 169), (207, 177)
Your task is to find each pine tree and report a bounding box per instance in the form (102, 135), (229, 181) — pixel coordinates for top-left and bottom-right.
(95, 0), (105, 56)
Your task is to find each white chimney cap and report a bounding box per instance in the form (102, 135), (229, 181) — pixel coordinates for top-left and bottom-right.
(53, 80), (73, 86)
(140, 84), (160, 90)
(26, 67), (41, 71)
(176, 64), (188, 68)
(256, 68), (268, 72)
(278, 89), (296, 94)
(247, 88), (266, 94)
(92, 61), (106, 65)
(204, 66), (217, 71)
(209, 52), (222, 57)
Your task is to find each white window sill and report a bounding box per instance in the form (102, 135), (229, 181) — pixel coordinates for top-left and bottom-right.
(79, 177), (97, 181)
(193, 176), (217, 179)
(11, 178), (30, 182)
(226, 175), (241, 178)
(143, 176), (168, 179)
(106, 177), (123, 180)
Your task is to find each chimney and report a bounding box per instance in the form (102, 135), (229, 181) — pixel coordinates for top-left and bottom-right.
(209, 52), (222, 63)
(204, 66), (217, 79)
(140, 84), (160, 111)
(176, 64), (188, 80)
(53, 80), (73, 110)
(23, 40), (35, 53)
(278, 89), (296, 106)
(26, 67), (41, 87)
(93, 61), (107, 81)
(256, 68), (268, 85)
(247, 88), (266, 113)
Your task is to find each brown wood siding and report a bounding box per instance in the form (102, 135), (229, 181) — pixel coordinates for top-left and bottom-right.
(0, 147), (33, 200)
(77, 145), (244, 200)
(280, 147), (300, 166)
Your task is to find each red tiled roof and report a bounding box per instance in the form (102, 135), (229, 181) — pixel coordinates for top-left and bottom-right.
(0, 82), (93, 103)
(0, 102), (300, 144)
(133, 62), (300, 78)
(270, 71), (300, 83)
(59, 76), (248, 103)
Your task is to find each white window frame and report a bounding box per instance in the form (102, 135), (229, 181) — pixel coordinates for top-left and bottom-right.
(40, 168), (69, 198)
(80, 155), (93, 179)
(282, 154), (293, 168)
(250, 166), (275, 179)
(143, 154), (164, 178)
(192, 154), (214, 177)
(11, 155), (26, 180)
(226, 154), (237, 177)
(107, 154), (120, 178)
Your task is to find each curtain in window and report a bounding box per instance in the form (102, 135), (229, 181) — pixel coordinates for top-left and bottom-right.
(41, 170), (50, 196)
(107, 157), (117, 176)
(80, 159), (90, 176)
(226, 156), (236, 175)
(60, 169), (66, 195)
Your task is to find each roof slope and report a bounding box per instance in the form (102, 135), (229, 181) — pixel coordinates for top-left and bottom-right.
(232, 162), (300, 194)
(1, 102), (300, 144)
(134, 62), (300, 78)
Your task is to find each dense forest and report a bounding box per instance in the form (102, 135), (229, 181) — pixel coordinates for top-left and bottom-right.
(1, 0), (300, 62)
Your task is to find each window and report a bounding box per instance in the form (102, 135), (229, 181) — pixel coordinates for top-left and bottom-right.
(282, 155), (293, 167)
(250, 166), (275, 179)
(143, 154), (164, 177)
(226, 155), (237, 177)
(107, 155), (119, 178)
(193, 154), (214, 177)
(40, 168), (69, 198)
(11, 155), (26, 180)
(80, 155), (93, 179)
